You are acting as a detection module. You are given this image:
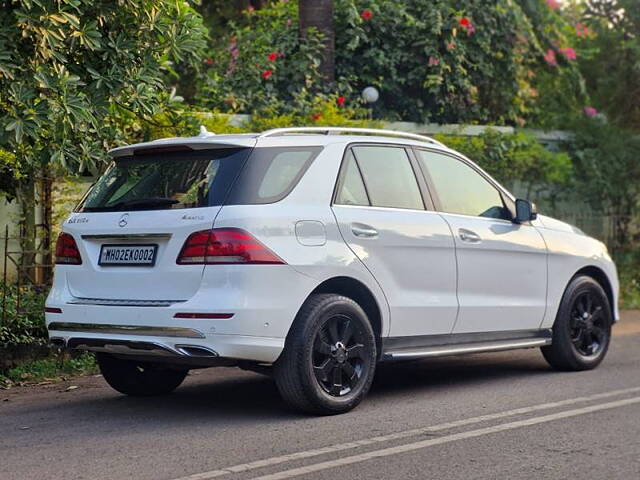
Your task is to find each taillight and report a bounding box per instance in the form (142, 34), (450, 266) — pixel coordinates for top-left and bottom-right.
(55, 233), (82, 265)
(177, 228), (285, 265)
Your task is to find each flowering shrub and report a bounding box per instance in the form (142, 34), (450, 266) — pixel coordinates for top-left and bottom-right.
(196, 2), (329, 115)
(195, 0), (586, 127)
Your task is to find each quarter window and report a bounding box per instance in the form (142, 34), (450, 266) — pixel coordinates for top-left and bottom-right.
(416, 150), (511, 220)
(349, 146), (424, 210)
(335, 150), (369, 206)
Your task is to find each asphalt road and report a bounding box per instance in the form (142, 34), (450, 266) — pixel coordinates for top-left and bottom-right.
(2, 313), (640, 480)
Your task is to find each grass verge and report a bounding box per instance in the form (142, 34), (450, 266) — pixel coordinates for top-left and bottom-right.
(0, 352), (97, 388)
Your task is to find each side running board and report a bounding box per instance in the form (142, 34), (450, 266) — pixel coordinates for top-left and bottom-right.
(382, 330), (552, 361)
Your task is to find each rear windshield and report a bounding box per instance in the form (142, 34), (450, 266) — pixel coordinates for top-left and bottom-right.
(76, 146), (321, 212)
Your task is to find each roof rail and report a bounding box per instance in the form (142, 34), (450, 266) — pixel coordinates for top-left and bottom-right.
(258, 127), (446, 147)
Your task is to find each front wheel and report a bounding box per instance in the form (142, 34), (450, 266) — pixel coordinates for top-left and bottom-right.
(97, 353), (188, 396)
(541, 275), (612, 371)
(274, 294), (377, 415)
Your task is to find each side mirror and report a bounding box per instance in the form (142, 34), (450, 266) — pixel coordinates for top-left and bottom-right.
(515, 199), (538, 223)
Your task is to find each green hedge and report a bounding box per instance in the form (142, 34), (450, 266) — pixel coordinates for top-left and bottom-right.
(0, 283), (48, 348)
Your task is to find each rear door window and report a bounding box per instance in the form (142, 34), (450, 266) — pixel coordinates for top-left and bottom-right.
(349, 146), (424, 210)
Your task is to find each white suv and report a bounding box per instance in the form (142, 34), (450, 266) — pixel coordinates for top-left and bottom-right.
(46, 127), (619, 414)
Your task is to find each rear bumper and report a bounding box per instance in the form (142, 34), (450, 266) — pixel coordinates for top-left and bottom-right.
(46, 264), (318, 364)
(47, 316), (286, 364)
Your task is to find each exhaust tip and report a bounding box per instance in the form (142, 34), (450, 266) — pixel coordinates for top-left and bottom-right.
(175, 345), (218, 358)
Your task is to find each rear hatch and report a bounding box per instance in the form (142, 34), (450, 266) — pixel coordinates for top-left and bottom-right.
(63, 142), (253, 301)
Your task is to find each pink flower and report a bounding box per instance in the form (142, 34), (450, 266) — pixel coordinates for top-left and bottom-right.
(584, 106), (598, 117)
(361, 9), (373, 21)
(576, 23), (591, 38)
(446, 41), (456, 51)
(544, 49), (557, 66)
(428, 56), (440, 66)
(286, 18), (292, 26)
(546, 0), (562, 10)
(246, 5), (255, 13)
(559, 47), (577, 60)
(465, 23), (476, 36)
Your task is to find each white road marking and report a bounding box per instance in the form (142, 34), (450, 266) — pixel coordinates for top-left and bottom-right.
(173, 386), (640, 480)
(253, 396), (640, 480)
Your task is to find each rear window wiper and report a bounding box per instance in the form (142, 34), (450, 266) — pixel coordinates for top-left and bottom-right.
(82, 197), (179, 212)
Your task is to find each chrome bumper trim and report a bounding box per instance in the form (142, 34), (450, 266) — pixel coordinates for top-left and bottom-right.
(67, 297), (185, 307)
(48, 322), (205, 339)
(81, 233), (172, 240)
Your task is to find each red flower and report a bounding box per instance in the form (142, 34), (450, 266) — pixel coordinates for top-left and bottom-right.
(361, 9), (373, 21)
(336, 96), (345, 106)
(459, 17), (476, 36)
(267, 52), (278, 62)
(311, 113), (322, 121)
(261, 69), (273, 79)
(203, 58), (213, 66)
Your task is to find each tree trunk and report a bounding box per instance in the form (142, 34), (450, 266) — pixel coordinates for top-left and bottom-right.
(16, 177), (36, 284)
(299, 0), (335, 83)
(40, 168), (53, 284)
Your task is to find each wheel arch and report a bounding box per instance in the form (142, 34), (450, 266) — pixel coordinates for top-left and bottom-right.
(306, 276), (384, 358)
(572, 265), (615, 319)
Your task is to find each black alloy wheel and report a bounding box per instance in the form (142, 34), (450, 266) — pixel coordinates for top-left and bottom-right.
(542, 275), (612, 371)
(312, 313), (369, 397)
(274, 294), (377, 415)
(569, 291), (609, 357)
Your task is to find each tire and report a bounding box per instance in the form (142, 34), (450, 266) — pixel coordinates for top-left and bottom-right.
(96, 353), (188, 396)
(274, 294), (377, 415)
(541, 275), (612, 371)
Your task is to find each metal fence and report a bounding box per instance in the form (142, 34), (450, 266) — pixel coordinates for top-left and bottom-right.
(1, 225), (52, 326)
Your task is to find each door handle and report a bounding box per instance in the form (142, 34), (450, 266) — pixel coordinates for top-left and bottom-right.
(351, 223), (378, 238)
(458, 228), (481, 243)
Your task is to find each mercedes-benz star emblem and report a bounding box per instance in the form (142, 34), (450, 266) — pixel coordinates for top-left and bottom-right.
(118, 213), (129, 228)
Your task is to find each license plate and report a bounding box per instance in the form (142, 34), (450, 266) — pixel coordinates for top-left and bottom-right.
(99, 244), (158, 267)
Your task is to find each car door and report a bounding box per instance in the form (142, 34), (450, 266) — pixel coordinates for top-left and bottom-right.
(415, 148), (548, 334)
(331, 144), (458, 337)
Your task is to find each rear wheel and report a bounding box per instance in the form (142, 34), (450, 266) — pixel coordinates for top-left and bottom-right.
(274, 294), (377, 415)
(97, 353), (188, 396)
(541, 275), (612, 371)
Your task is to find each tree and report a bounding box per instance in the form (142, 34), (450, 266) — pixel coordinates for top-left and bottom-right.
(299, 0), (335, 82)
(577, 0), (640, 130)
(0, 0), (207, 281)
(568, 118), (640, 250)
